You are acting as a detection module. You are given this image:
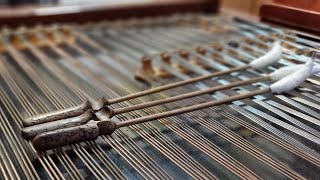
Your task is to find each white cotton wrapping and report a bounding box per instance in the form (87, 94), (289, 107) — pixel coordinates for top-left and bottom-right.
(270, 59), (314, 94)
(269, 64), (304, 82)
(250, 42), (282, 69)
(312, 66), (320, 74)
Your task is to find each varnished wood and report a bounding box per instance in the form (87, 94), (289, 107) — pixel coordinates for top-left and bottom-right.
(260, 4), (320, 34)
(0, 0), (219, 27)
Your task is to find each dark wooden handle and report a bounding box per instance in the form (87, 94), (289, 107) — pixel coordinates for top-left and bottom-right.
(21, 109), (93, 140)
(23, 101), (90, 126)
(32, 121), (99, 151)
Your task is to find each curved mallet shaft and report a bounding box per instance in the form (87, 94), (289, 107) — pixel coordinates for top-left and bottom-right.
(110, 56), (308, 116)
(23, 66), (246, 126)
(109, 76), (269, 117)
(21, 76), (268, 139)
(22, 62), (301, 139)
(115, 88), (270, 128)
(23, 42), (282, 126)
(30, 56), (319, 151)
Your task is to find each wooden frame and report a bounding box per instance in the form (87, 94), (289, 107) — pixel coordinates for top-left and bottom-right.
(260, 4), (320, 34)
(0, 0), (219, 27)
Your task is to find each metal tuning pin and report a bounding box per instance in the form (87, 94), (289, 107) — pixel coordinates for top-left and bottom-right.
(134, 56), (156, 85)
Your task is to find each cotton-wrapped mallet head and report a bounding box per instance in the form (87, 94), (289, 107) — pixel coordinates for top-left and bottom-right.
(270, 55), (317, 94)
(312, 66), (320, 74)
(269, 64), (304, 82)
(249, 42), (282, 70)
